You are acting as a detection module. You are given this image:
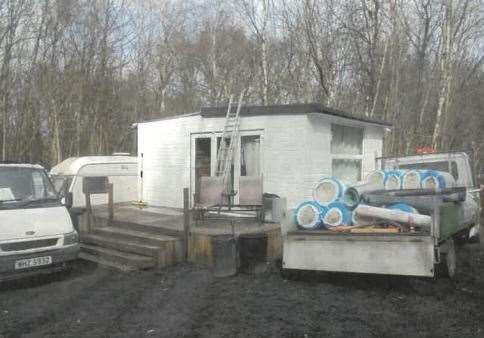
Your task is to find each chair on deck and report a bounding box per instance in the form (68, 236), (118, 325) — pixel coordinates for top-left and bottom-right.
(193, 176), (225, 222)
(238, 176), (264, 222)
(193, 175), (265, 223)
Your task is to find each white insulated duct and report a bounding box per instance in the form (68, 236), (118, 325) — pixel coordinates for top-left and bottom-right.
(354, 205), (431, 228)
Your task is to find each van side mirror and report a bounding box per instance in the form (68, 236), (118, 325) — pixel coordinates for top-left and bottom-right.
(64, 192), (73, 209)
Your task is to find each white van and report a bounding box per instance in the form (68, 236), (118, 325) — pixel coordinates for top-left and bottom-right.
(0, 163), (79, 281)
(50, 156), (138, 209)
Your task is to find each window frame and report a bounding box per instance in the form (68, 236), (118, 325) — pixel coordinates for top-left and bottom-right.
(330, 123), (365, 183)
(240, 134), (262, 177)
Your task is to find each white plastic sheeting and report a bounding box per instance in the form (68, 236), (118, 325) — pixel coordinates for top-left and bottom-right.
(354, 205), (431, 228)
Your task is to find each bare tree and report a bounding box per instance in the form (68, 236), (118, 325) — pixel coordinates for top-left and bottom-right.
(0, 0), (482, 169)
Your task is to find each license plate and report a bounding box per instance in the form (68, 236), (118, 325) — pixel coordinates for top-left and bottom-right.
(15, 256), (52, 270)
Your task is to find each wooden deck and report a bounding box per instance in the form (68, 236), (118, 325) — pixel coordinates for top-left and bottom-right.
(92, 203), (280, 236)
(86, 203), (283, 268)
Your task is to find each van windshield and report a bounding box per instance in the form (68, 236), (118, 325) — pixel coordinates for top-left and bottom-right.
(0, 166), (58, 208)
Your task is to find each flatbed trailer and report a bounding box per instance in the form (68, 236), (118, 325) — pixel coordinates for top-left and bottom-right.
(283, 200), (477, 278)
(283, 151), (481, 278)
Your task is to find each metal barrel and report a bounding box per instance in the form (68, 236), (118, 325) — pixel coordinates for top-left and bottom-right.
(212, 234), (237, 278)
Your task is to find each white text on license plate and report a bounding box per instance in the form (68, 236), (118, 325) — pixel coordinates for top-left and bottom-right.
(15, 256), (52, 270)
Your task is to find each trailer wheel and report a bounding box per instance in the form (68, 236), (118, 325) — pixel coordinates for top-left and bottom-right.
(437, 239), (456, 279)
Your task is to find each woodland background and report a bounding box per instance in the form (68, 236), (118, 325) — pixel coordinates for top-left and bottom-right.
(0, 0), (483, 174)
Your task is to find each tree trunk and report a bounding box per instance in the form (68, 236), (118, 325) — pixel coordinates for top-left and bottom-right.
(432, 0), (453, 150)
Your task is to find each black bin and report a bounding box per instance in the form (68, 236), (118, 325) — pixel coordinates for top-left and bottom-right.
(238, 233), (268, 274)
(212, 235), (237, 278)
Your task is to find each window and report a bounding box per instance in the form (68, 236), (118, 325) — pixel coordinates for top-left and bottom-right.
(332, 159), (362, 183)
(195, 138), (211, 197)
(331, 124), (363, 155)
(331, 124), (364, 184)
(217, 137), (235, 192)
(240, 135), (261, 176)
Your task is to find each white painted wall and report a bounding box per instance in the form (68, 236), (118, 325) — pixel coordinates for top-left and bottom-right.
(138, 113), (385, 209)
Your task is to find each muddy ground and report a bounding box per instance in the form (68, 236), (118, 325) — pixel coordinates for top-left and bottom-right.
(1, 240), (484, 338)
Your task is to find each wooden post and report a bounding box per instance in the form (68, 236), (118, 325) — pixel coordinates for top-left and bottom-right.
(85, 192), (91, 233)
(108, 183), (114, 224)
(183, 188), (190, 262)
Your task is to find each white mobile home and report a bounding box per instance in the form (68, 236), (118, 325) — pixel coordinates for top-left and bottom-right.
(136, 103), (391, 209)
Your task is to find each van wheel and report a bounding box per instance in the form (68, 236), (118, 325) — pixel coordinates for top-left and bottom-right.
(436, 239), (456, 279)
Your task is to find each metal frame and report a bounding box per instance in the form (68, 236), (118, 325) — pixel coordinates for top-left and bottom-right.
(193, 176), (265, 224)
(375, 149), (474, 162)
(376, 150), (477, 188)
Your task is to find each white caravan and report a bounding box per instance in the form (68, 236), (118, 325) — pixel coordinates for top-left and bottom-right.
(0, 163), (79, 281)
(50, 156), (138, 209)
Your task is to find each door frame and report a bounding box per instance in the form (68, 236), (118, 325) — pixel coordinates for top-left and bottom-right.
(189, 129), (264, 207)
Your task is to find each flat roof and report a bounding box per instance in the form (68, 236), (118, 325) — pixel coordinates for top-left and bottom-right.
(200, 103), (392, 127)
(137, 103), (392, 127)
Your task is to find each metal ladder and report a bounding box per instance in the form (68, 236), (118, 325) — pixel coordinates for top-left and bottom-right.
(215, 91), (245, 192)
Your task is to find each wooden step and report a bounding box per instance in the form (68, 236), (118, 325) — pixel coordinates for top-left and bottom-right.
(78, 252), (138, 272)
(80, 243), (155, 270)
(110, 219), (183, 237)
(92, 226), (180, 246)
(82, 234), (161, 259)
(90, 227), (184, 266)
